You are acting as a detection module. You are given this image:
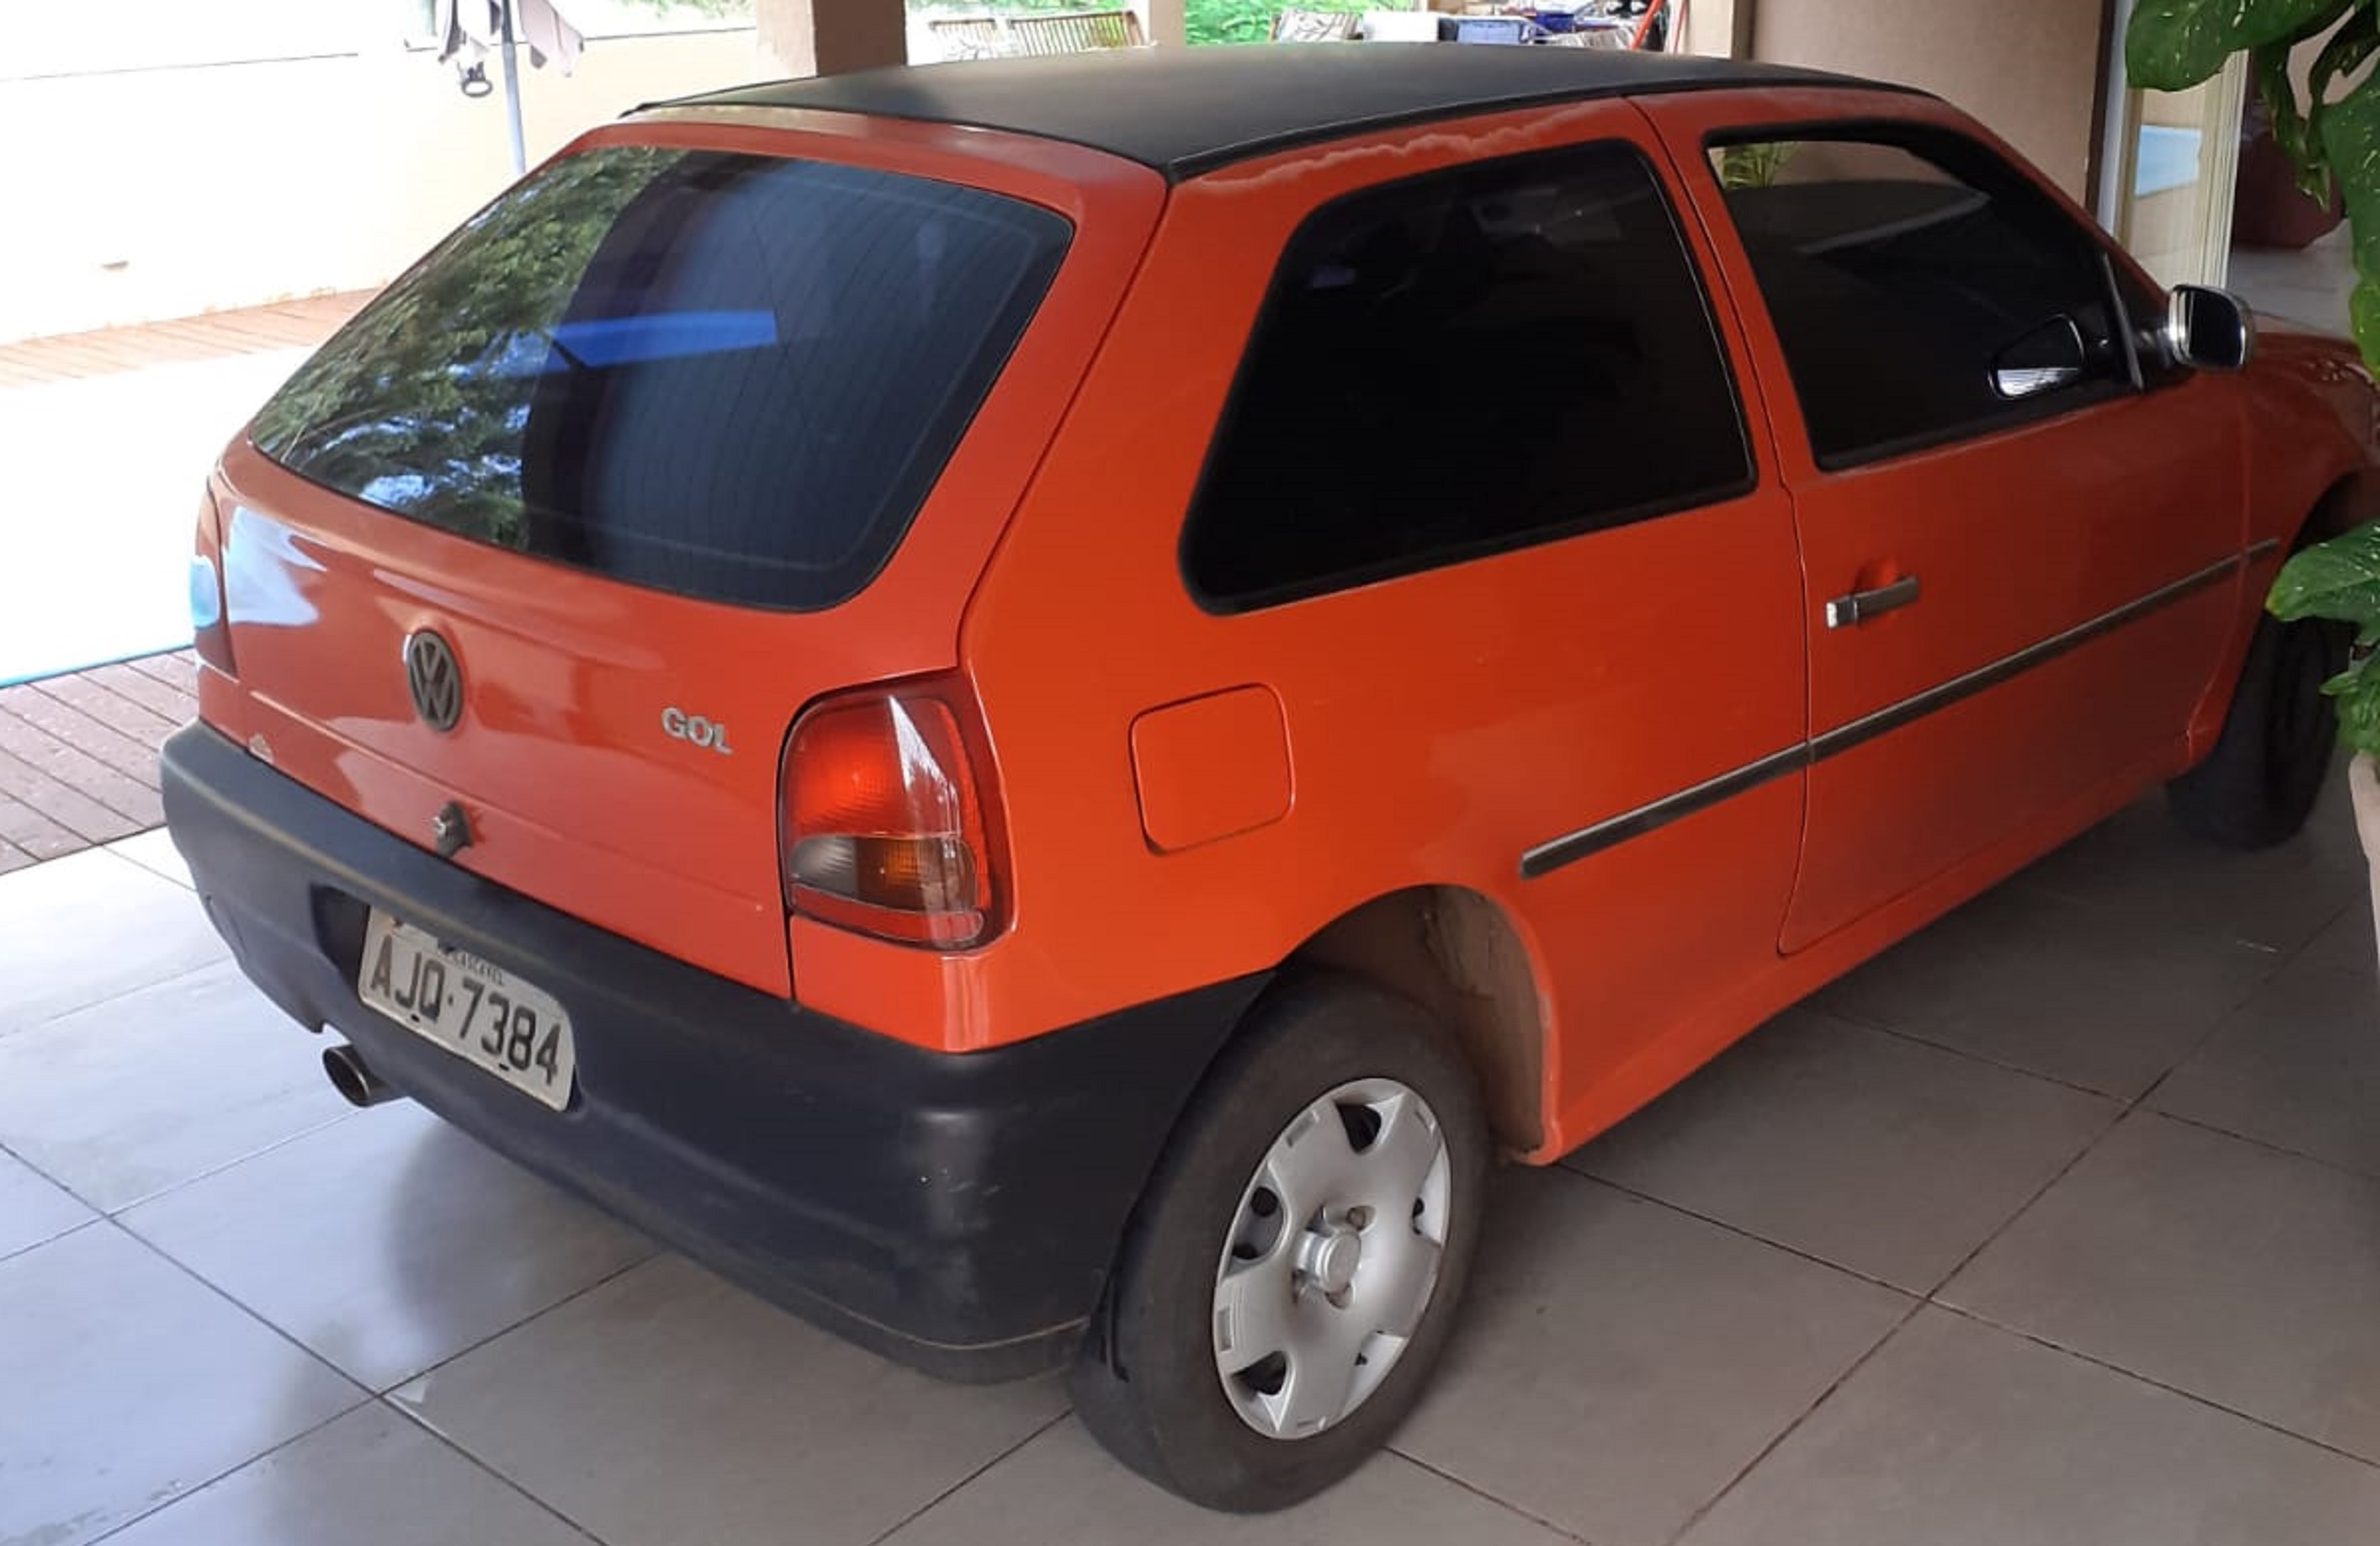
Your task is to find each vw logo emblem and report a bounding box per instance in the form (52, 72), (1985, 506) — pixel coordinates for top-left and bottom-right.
(403, 631), (464, 732)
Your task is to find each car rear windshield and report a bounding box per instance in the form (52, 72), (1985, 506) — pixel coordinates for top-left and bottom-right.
(250, 146), (1072, 610)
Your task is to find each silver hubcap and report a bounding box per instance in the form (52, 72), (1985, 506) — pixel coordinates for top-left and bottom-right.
(1211, 1076), (1453, 1440)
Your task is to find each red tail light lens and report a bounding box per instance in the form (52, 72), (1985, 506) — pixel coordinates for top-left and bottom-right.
(781, 689), (996, 949)
(189, 489), (236, 676)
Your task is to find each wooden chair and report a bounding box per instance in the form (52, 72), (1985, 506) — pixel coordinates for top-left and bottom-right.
(1008, 8), (1148, 51)
(925, 10), (1147, 61)
(1270, 8), (1360, 42)
(924, 15), (1013, 58)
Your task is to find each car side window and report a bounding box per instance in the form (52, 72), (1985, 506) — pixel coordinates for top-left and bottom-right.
(1707, 132), (2152, 470)
(1181, 141), (1752, 612)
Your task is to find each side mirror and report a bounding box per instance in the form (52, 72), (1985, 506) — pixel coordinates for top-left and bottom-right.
(1992, 314), (2088, 401)
(2166, 285), (2255, 372)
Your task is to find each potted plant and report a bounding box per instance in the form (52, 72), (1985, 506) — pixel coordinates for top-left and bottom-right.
(2269, 530), (2380, 915)
(2132, 2), (2380, 892)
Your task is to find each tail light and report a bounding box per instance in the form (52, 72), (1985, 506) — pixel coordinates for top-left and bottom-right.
(780, 686), (999, 949)
(189, 488), (236, 676)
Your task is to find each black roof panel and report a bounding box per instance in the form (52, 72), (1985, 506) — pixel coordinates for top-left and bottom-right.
(655, 46), (1895, 181)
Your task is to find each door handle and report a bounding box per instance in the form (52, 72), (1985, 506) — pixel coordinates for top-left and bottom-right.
(1825, 574), (1920, 630)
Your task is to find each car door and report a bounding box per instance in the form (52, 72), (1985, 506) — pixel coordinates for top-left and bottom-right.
(962, 108), (1812, 1142)
(1645, 92), (2246, 952)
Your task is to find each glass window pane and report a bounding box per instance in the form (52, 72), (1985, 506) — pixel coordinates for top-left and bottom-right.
(252, 147), (1071, 610)
(1709, 131), (2135, 468)
(1184, 141), (1751, 611)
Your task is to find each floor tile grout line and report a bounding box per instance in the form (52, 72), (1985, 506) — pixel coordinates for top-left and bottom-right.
(99, 1106), (366, 1221)
(1911, 1081), (2148, 1305)
(94, 1213), (375, 1397)
(1815, 881), (2360, 1145)
(374, 1393), (613, 1546)
(1976, 870), (2324, 961)
(0, 949), (231, 1049)
(95, 837), (195, 891)
(2139, 1104), (2380, 1190)
(4, 1095), (361, 1226)
(1384, 1447), (1599, 1544)
(85, 1211), (648, 1546)
(1805, 1002), (2156, 1103)
(0, 1132), (109, 1251)
(1657, 1295), (1930, 1546)
(90, 1239), (665, 1546)
(2003, 845), (2366, 944)
(0, 1213), (102, 1267)
(1548, 1164), (1922, 1302)
(61, 1212), (380, 1546)
(362, 1245), (666, 1400)
(75, 1399), (370, 1546)
(1926, 1298), (2380, 1476)
(860, 1407), (1075, 1546)
(1636, 1071), (2158, 1546)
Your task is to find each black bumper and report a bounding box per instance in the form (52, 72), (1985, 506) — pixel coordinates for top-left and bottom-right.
(161, 722), (1263, 1381)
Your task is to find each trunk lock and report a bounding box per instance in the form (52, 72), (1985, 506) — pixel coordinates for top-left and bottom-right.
(431, 801), (474, 860)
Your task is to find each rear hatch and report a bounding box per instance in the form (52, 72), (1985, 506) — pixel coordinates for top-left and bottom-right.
(205, 121), (1155, 993)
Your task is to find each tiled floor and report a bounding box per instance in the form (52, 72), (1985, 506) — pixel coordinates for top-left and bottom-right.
(2230, 226), (2354, 337)
(4, 773), (2378, 1546)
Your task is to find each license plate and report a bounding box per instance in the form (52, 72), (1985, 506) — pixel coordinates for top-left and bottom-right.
(356, 911), (576, 1110)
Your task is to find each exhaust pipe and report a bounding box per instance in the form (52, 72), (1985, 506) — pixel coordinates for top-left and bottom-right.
(322, 1043), (402, 1108)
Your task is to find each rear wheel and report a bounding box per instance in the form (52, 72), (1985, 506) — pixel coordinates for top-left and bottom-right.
(1070, 975), (1488, 1512)
(2168, 609), (2347, 848)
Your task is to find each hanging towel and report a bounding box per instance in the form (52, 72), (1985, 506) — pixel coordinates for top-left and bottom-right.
(433, 0), (582, 73)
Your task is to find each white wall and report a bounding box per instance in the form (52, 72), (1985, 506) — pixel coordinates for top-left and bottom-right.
(0, 28), (772, 342)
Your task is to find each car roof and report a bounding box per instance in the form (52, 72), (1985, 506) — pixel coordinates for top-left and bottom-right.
(653, 45), (1903, 182)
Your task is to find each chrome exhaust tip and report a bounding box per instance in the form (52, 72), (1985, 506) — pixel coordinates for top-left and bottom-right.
(322, 1043), (401, 1108)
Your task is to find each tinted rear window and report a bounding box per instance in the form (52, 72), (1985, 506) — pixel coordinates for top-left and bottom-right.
(250, 146), (1072, 609)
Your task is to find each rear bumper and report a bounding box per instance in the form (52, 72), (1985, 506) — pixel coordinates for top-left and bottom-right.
(161, 722), (1263, 1381)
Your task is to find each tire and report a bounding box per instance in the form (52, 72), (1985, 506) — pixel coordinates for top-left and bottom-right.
(2168, 608), (2347, 848)
(1070, 973), (1489, 1512)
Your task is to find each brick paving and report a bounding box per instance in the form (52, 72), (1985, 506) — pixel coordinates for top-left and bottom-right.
(0, 652), (197, 873)
(0, 290), (372, 872)
(0, 292), (369, 388)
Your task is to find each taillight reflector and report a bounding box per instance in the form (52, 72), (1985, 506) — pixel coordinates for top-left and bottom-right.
(190, 489), (235, 676)
(781, 690), (996, 949)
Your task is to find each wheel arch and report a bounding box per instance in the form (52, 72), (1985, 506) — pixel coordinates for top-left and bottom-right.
(2298, 470), (2379, 545)
(1275, 884), (1549, 1155)
(2189, 472), (2372, 762)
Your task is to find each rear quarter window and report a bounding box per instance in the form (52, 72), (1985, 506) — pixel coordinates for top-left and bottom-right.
(1181, 140), (1751, 612)
(250, 146), (1072, 610)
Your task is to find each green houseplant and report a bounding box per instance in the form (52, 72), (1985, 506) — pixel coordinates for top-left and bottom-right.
(2270, 526), (2380, 927)
(2131, 2), (2380, 873)
(2127, 0), (2377, 359)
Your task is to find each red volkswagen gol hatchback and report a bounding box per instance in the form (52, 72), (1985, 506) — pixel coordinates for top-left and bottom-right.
(163, 46), (2377, 1509)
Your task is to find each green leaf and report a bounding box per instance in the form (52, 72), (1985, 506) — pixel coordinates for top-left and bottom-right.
(2312, 2), (2380, 102)
(2327, 656), (2380, 758)
(2270, 522), (2380, 630)
(2326, 76), (2380, 270)
(2352, 277), (2380, 366)
(2127, 0), (2355, 91)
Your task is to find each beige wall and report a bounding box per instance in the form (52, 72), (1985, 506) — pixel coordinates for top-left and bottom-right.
(1680, 0), (1754, 60)
(1749, 0), (2110, 201)
(0, 30), (772, 343)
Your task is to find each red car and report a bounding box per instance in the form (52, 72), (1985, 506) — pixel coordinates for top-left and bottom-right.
(164, 46), (2375, 1509)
